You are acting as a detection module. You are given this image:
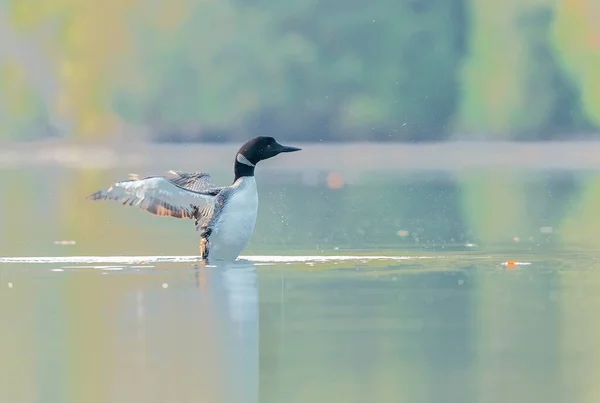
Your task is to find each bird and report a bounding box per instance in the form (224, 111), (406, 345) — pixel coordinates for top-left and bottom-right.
(86, 136), (301, 262)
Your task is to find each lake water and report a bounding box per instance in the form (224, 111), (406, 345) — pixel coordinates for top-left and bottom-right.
(2, 163), (600, 403)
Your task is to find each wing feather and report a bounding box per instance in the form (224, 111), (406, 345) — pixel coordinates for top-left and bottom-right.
(86, 176), (217, 220)
(164, 170), (223, 194)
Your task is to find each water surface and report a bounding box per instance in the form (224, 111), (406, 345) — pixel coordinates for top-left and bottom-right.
(2, 166), (600, 403)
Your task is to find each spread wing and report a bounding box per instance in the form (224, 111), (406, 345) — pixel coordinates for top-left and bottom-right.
(86, 175), (218, 220)
(127, 171), (223, 195)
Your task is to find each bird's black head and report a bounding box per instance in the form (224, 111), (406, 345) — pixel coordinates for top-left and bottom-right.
(237, 136), (301, 166)
(234, 136), (301, 181)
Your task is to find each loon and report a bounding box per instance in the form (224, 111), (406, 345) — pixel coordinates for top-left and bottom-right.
(87, 136), (301, 262)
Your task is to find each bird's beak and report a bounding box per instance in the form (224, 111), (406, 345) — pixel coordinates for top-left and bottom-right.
(277, 145), (302, 153)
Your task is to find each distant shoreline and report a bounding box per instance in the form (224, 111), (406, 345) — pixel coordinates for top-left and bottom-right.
(1, 139), (600, 171)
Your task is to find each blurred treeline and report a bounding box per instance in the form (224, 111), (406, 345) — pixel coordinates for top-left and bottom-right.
(0, 0), (598, 143)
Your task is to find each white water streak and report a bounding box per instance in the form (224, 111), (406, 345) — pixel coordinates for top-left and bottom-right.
(0, 255), (440, 264)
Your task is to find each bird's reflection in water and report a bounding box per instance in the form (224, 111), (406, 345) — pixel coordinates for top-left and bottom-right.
(113, 259), (258, 403)
(197, 259), (259, 403)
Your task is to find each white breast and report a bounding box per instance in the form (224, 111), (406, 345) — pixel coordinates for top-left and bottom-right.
(208, 177), (258, 262)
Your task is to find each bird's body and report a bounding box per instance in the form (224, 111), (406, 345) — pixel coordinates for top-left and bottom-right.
(203, 176), (258, 262)
(87, 137), (300, 263)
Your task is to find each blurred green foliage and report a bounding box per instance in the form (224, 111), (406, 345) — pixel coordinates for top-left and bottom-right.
(0, 0), (598, 142)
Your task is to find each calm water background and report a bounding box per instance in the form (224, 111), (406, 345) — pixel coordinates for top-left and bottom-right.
(2, 148), (600, 403)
